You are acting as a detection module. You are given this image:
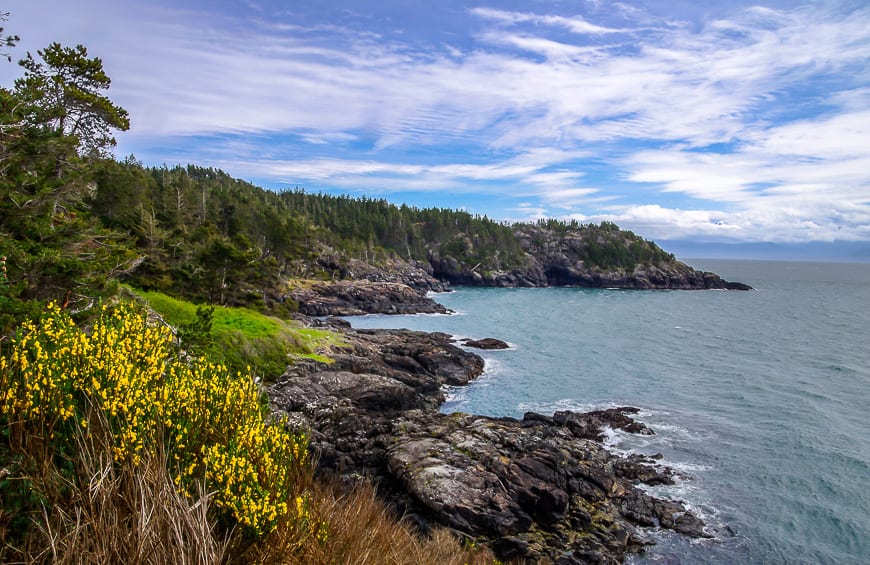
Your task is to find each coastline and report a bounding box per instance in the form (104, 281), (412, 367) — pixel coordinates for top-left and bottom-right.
(269, 311), (711, 563)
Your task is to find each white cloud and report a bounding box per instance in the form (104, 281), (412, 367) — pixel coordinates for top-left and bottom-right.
(470, 7), (626, 34)
(611, 116), (870, 242)
(13, 0), (858, 157)
(569, 201), (870, 243)
(212, 149), (597, 200)
(3, 0), (869, 245)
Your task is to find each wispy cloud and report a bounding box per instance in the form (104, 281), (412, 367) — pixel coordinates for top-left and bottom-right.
(469, 7), (626, 34)
(3, 0), (869, 245)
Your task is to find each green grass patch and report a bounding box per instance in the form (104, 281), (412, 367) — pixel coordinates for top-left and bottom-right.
(133, 288), (198, 325)
(295, 352), (334, 364)
(127, 288), (346, 381)
(297, 327), (348, 349)
(291, 327), (349, 365)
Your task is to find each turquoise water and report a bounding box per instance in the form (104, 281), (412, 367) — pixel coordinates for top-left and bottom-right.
(347, 260), (870, 564)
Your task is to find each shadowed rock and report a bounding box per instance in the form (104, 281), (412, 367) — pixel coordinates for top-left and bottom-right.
(267, 324), (710, 563)
(287, 280), (449, 316)
(462, 337), (510, 350)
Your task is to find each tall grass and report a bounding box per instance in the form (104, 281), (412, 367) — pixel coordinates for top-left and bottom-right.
(293, 480), (499, 565)
(25, 422), (226, 565)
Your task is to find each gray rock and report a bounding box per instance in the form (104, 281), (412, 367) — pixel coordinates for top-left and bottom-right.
(267, 327), (711, 563)
(287, 280), (449, 316)
(462, 337), (510, 350)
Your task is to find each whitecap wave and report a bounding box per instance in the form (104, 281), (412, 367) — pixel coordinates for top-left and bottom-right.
(640, 479), (726, 541)
(441, 385), (468, 405)
(410, 311), (456, 317)
(425, 290), (453, 297)
(516, 398), (624, 414)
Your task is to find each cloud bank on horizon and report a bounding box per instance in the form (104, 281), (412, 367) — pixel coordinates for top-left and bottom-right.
(2, 0), (869, 246)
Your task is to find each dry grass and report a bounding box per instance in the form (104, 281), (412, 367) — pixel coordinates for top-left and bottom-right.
(3, 429), (500, 565)
(270, 479), (499, 565)
(4, 415), (228, 565)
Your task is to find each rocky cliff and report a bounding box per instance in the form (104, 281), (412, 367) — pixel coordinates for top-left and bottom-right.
(287, 280), (449, 316)
(284, 223), (751, 318)
(267, 322), (710, 563)
(429, 224), (751, 290)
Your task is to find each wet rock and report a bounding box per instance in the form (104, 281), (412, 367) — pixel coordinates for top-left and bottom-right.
(462, 337), (510, 350)
(267, 328), (709, 563)
(550, 407), (655, 442)
(287, 280), (449, 316)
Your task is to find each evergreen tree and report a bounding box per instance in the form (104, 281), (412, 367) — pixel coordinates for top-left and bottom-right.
(0, 39), (133, 328)
(15, 42), (129, 158)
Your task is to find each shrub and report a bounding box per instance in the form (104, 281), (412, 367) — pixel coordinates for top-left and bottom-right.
(0, 302), (315, 560)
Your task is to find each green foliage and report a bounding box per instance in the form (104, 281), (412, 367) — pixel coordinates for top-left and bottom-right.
(0, 40), (134, 334)
(81, 159), (532, 305)
(531, 218), (674, 270)
(178, 303), (215, 358)
(0, 302), (313, 546)
(15, 42), (129, 156)
(133, 289), (343, 380)
(274, 190), (526, 269)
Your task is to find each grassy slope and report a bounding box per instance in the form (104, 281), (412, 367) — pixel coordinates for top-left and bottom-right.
(131, 288), (345, 379)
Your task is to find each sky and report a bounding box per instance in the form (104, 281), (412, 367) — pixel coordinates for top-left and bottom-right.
(2, 0), (870, 259)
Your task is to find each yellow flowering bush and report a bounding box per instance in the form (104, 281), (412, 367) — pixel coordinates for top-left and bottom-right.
(0, 302), (310, 535)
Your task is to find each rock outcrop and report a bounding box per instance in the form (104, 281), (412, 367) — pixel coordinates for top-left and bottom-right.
(431, 253), (749, 290)
(461, 337), (510, 350)
(286, 280), (449, 316)
(387, 410), (708, 563)
(301, 225), (752, 294)
(267, 323), (710, 563)
(428, 224), (752, 290)
(312, 256), (447, 292)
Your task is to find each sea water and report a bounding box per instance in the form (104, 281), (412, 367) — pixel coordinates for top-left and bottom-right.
(346, 260), (870, 564)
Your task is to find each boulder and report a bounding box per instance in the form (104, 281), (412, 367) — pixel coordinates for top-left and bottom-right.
(462, 337), (510, 350)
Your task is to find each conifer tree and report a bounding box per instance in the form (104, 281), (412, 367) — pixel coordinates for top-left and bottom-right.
(15, 42), (129, 158)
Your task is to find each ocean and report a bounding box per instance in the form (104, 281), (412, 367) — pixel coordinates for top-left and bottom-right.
(346, 260), (870, 564)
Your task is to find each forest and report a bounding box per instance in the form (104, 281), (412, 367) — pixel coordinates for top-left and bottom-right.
(0, 35), (675, 336)
(0, 20), (696, 564)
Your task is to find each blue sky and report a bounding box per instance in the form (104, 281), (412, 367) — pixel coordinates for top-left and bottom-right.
(2, 0), (870, 255)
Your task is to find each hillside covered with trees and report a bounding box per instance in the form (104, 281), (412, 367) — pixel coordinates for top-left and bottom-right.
(0, 12), (747, 336)
(0, 18), (745, 563)
(3, 147), (741, 335)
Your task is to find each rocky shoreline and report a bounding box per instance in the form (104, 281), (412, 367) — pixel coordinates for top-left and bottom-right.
(284, 258), (751, 316)
(268, 321), (710, 563)
(431, 253), (753, 290)
(287, 280), (450, 317)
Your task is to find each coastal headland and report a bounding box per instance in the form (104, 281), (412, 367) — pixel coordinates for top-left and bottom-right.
(273, 245), (750, 562)
(285, 250), (751, 319)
